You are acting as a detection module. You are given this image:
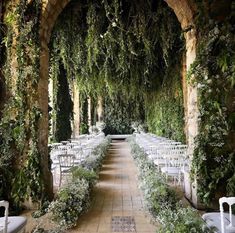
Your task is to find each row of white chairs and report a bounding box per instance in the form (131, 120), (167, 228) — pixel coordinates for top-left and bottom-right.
(135, 133), (190, 186)
(50, 133), (105, 186)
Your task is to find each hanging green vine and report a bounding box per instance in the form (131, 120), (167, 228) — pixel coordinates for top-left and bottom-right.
(189, 3), (235, 204)
(0, 0), (43, 207)
(50, 0), (185, 138)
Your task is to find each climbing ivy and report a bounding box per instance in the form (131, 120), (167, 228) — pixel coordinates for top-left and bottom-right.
(0, 0), (43, 207)
(189, 4), (235, 204)
(145, 64), (186, 142)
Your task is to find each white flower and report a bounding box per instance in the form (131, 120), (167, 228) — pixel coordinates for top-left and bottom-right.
(112, 22), (117, 27)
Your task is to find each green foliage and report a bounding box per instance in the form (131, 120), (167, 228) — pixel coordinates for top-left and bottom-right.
(189, 20), (235, 204)
(49, 179), (90, 228)
(103, 91), (145, 134)
(158, 206), (215, 233)
(145, 64), (186, 142)
(0, 0), (43, 206)
(79, 93), (89, 134)
(49, 0), (185, 136)
(71, 166), (98, 187)
(129, 138), (213, 233)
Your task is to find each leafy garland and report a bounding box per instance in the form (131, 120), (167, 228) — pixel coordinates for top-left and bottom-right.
(189, 9), (235, 204)
(0, 0), (43, 207)
(129, 138), (213, 233)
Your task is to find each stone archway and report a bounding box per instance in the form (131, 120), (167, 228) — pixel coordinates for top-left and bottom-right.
(38, 0), (199, 203)
(164, 0), (198, 155)
(39, 0), (198, 148)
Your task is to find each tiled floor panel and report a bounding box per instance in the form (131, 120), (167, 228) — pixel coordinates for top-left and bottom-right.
(111, 216), (136, 232)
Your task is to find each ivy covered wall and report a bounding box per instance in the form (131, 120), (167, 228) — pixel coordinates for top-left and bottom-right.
(0, 0), (48, 209)
(0, 1), (6, 120)
(160, 0), (235, 207)
(146, 63), (185, 142)
(189, 2), (235, 204)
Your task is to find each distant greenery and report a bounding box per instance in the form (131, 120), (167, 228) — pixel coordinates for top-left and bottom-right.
(145, 61), (185, 142)
(103, 91), (145, 134)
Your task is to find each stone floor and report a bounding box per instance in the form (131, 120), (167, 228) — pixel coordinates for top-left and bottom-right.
(68, 140), (157, 233)
(24, 140), (158, 233)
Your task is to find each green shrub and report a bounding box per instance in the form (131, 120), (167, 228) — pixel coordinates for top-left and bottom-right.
(49, 179), (90, 228)
(71, 166), (98, 187)
(158, 206), (215, 233)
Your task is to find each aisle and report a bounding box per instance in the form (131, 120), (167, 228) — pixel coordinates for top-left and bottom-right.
(69, 140), (157, 233)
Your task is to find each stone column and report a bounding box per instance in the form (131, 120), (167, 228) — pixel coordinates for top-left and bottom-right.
(88, 96), (92, 127)
(72, 81), (80, 138)
(38, 43), (53, 201)
(184, 29), (204, 208)
(185, 29), (198, 153)
(181, 54), (188, 139)
(97, 97), (103, 122)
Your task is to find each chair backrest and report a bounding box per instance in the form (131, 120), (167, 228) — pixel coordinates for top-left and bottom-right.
(219, 197), (235, 233)
(0, 200), (9, 233)
(58, 154), (75, 169)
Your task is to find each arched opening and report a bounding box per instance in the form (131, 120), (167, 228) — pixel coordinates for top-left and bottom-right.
(39, 0), (197, 201)
(0, 0), (234, 226)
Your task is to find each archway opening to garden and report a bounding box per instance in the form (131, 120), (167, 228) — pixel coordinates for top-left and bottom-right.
(0, 0), (234, 219)
(47, 0), (188, 143)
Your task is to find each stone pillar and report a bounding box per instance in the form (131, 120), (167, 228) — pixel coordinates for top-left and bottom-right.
(185, 28), (198, 153)
(184, 29), (204, 208)
(88, 96), (92, 127)
(97, 97), (103, 122)
(181, 54), (188, 139)
(38, 43), (53, 201)
(72, 81), (80, 138)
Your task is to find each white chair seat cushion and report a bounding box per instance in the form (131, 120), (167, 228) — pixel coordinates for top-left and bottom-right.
(202, 212), (235, 233)
(0, 216), (27, 233)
